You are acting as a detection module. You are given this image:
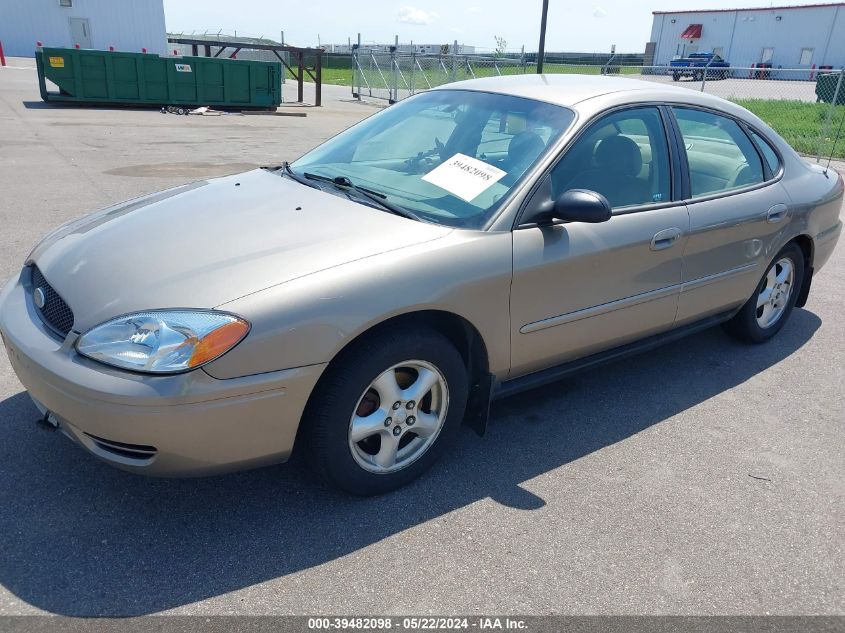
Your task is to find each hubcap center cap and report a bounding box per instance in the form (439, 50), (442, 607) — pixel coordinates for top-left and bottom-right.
(395, 409), (408, 423)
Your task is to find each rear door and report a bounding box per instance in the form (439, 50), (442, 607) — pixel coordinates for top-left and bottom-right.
(670, 106), (790, 325)
(510, 106), (690, 377)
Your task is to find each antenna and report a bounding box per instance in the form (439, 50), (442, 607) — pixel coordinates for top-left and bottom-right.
(824, 68), (845, 175)
(825, 104), (845, 174)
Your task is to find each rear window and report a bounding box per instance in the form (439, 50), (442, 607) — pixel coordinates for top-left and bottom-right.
(749, 129), (781, 175)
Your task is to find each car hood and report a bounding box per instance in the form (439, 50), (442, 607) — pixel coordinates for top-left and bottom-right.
(29, 169), (452, 332)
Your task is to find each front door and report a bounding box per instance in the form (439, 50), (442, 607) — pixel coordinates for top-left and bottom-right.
(68, 17), (92, 49)
(510, 106), (689, 377)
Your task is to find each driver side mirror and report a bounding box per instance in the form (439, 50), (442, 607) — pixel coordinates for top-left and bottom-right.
(526, 189), (613, 226)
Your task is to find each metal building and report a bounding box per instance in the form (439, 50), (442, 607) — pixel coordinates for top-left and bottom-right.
(0, 0), (167, 58)
(648, 3), (845, 69)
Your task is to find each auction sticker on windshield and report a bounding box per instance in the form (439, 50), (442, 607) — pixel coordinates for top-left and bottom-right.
(422, 153), (507, 202)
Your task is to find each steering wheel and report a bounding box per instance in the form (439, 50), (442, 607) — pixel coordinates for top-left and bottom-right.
(405, 137), (449, 174)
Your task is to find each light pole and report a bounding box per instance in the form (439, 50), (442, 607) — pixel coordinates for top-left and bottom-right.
(537, 0), (549, 73)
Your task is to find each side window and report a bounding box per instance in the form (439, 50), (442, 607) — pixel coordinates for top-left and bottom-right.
(673, 107), (765, 198)
(748, 129), (781, 175)
(549, 107), (671, 209)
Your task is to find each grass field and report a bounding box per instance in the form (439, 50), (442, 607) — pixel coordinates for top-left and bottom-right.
(310, 67), (354, 86)
(733, 99), (845, 159)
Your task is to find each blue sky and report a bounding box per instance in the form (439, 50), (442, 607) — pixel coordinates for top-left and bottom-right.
(163, 0), (832, 53)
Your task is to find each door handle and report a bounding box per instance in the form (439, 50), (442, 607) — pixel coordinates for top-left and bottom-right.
(767, 204), (788, 223)
(650, 227), (683, 251)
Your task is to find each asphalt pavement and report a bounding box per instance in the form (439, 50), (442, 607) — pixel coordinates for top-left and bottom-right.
(0, 59), (842, 617)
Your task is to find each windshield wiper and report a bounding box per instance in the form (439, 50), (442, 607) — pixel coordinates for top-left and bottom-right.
(274, 161), (320, 189)
(303, 172), (423, 222)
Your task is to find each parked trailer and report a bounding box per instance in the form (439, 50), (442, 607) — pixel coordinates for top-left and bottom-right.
(36, 47), (282, 109)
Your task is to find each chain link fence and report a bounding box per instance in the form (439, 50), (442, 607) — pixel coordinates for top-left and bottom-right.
(352, 48), (529, 102)
(351, 48), (845, 161)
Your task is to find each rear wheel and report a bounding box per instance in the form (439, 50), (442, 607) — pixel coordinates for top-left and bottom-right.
(304, 327), (468, 495)
(723, 243), (805, 343)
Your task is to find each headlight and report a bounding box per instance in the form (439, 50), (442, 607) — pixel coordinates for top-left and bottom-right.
(76, 310), (250, 374)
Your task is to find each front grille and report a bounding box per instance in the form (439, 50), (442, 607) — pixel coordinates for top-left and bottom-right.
(84, 433), (158, 462)
(30, 266), (75, 337)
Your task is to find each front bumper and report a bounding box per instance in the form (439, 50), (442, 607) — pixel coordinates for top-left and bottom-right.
(0, 270), (326, 476)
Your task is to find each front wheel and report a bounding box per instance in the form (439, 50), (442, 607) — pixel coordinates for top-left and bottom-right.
(723, 243), (805, 343)
(303, 327), (468, 495)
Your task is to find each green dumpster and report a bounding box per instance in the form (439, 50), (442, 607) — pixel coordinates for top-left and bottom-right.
(816, 72), (845, 105)
(36, 47), (282, 109)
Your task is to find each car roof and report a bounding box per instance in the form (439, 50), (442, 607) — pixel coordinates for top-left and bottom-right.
(434, 73), (722, 109)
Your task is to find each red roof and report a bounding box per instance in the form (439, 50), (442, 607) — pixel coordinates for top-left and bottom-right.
(680, 23), (703, 38)
(654, 2), (845, 15)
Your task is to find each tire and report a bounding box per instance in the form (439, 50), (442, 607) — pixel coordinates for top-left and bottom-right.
(722, 242), (805, 344)
(672, 72), (680, 82)
(303, 327), (468, 496)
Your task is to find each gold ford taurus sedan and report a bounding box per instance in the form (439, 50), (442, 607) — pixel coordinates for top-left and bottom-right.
(1, 75), (842, 495)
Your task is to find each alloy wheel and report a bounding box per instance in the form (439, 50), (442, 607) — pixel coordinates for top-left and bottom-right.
(348, 360), (449, 474)
(755, 257), (795, 329)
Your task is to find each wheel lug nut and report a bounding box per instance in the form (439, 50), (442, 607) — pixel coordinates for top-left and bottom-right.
(407, 416), (416, 426)
(406, 401), (415, 409)
(392, 401), (401, 410)
(384, 417), (392, 427)
(392, 426), (402, 436)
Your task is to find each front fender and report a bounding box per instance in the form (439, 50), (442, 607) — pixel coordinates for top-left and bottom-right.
(203, 231), (513, 380)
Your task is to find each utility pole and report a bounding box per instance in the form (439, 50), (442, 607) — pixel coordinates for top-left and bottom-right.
(537, 0), (549, 73)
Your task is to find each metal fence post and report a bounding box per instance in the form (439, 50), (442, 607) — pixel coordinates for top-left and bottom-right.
(351, 44), (359, 99)
(315, 49), (322, 106)
(355, 33), (361, 100)
(451, 40), (458, 82)
(818, 68), (844, 162)
(700, 56), (714, 92)
(409, 50), (416, 95)
(390, 45), (397, 103)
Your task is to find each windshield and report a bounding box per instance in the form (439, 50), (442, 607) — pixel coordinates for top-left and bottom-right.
(291, 90), (575, 228)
